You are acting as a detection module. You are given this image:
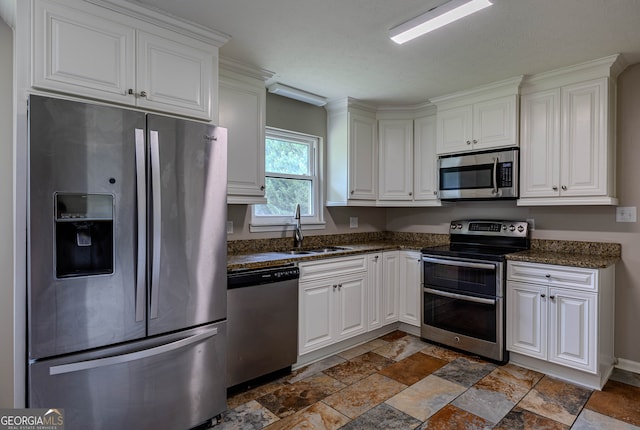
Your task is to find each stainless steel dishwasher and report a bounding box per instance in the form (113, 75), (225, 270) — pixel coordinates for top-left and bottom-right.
(226, 264), (299, 388)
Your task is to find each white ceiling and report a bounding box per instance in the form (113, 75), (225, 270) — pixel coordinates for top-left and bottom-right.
(134, 0), (640, 106)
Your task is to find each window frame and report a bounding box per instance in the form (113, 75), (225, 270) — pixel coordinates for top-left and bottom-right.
(250, 127), (325, 232)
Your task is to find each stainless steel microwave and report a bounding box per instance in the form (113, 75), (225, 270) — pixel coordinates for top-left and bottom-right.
(437, 148), (519, 200)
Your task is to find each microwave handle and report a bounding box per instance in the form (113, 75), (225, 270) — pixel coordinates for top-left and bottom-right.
(492, 157), (498, 195)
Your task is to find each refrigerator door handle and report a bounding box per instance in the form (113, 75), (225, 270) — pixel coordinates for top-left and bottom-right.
(134, 129), (146, 322)
(48, 327), (219, 376)
(149, 130), (161, 319)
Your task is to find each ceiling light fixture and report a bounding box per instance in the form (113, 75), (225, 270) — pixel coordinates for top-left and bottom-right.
(267, 83), (327, 106)
(389, 0), (493, 45)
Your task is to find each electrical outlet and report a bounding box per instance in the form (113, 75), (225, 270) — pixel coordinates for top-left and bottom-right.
(526, 218), (535, 230)
(349, 216), (358, 229)
(226, 220), (234, 234)
(616, 206), (637, 223)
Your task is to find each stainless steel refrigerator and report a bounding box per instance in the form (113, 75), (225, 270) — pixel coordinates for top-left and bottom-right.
(27, 95), (228, 429)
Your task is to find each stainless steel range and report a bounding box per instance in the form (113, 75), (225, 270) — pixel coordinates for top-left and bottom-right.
(421, 220), (530, 363)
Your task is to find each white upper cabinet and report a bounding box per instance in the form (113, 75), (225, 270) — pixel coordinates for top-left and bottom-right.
(326, 98), (378, 205)
(431, 77), (522, 155)
(218, 60), (272, 203)
(32, 0), (227, 120)
(378, 119), (413, 200)
(375, 106), (440, 206)
(518, 55), (626, 206)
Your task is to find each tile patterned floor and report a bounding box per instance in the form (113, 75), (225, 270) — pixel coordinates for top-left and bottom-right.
(222, 331), (640, 430)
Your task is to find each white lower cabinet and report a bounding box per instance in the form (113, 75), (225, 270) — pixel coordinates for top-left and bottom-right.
(506, 261), (615, 389)
(399, 250), (421, 327)
(367, 252), (400, 331)
(299, 256), (368, 355)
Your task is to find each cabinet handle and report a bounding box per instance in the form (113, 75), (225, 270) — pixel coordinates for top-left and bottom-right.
(541, 294), (546, 298)
(260, 185), (265, 190)
(550, 295), (556, 300)
(545, 274), (551, 278)
(473, 139), (478, 144)
(333, 284), (337, 290)
(466, 140), (471, 145)
(373, 255), (379, 261)
(552, 186), (558, 191)
(561, 185), (567, 191)
(433, 191), (437, 195)
(338, 284), (342, 289)
(409, 192), (412, 196)
(127, 89), (147, 98)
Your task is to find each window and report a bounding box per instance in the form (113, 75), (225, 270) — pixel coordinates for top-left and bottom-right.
(251, 127), (324, 231)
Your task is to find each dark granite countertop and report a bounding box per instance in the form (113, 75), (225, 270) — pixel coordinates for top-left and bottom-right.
(227, 233), (621, 271)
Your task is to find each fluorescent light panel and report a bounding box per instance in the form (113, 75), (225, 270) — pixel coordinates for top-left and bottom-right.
(267, 83), (327, 106)
(390, 0), (493, 44)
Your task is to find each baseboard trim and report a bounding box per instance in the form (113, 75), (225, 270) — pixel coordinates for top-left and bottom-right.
(616, 358), (640, 374)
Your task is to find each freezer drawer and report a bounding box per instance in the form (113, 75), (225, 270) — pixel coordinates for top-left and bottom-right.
(28, 321), (227, 430)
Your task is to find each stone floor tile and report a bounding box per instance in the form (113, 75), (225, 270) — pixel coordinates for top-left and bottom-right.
(256, 373), (345, 418)
(262, 402), (349, 430)
(585, 379), (640, 427)
(517, 375), (592, 426)
(379, 330), (408, 342)
(610, 368), (640, 389)
(493, 406), (569, 430)
(286, 355), (346, 384)
(373, 334), (429, 361)
(323, 351), (394, 385)
(323, 373), (406, 419)
(420, 343), (466, 362)
(337, 338), (389, 360)
(218, 400), (280, 430)
(339, 403), (421, 430)
(385, 374), (466, 421)
(416, 403), (494, 430)
(474, 363), (544, 403)
(379, 351), (448, 385)
(573, 409), (640, 430)
(452, 386), (515, 423)
(431, 356), (497, 387)
(227, 380), (289, 409)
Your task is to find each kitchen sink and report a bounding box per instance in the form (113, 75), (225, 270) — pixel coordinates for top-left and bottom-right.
(309, 246), (352, 253)
(286, 250), (313, 255)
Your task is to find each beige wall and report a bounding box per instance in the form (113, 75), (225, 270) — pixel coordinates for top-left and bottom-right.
(388, 63), (640, 364)
(0, 17), (14, 407)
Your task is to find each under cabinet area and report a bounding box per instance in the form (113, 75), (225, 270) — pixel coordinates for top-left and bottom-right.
(506, 260), (615, 389)
(32, 0), (224, 120)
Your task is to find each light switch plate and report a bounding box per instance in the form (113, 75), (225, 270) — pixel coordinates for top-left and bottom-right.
(616, 206), (637, 223)
(349, 216), (358, 229)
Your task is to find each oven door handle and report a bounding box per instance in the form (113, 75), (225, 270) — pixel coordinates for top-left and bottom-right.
(424, 287), (497, 305)
(422, 256), (496, 271)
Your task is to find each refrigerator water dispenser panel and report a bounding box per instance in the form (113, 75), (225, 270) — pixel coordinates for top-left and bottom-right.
(55, 193), (114, 278)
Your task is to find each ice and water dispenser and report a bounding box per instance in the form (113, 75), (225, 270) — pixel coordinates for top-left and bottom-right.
(55, 193), (114, 278)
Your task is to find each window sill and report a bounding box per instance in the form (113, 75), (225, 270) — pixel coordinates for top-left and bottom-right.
(249, 221), (326, 233)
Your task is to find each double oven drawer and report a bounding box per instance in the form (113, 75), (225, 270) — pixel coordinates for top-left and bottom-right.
(421, 255), (507, 362)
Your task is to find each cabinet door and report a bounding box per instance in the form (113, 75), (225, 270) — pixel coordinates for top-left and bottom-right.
(136, 30), (214, 120)
(299, 280), (334, 354)
(382, 251), (400, 325)
(335, 274), (368, 342)
(548, 288), (597, 373)
(413, 115), (439, 200)
(367, 253), (383, 330)
(33, 0), (135, 104)
(399, 251), (421, 326)
(219, 76), (266, 201)
(520, 90), (561, 198)
(378, 120), (413, 200)
(560, 79), (607, 197)
(436, 105), (472, 154)
(348, 112), (378, 199)
(506, 282), (547, 360)
(472, 95), (518, 151)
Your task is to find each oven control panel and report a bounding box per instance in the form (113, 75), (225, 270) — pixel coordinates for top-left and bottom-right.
(449, 220), (529, 237)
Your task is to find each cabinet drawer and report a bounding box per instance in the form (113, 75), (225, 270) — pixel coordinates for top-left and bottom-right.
(507, 261), (597, 291)
(299, 255), (367, 281)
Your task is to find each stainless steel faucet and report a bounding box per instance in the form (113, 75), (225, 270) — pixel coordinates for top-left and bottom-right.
(294, 204), (304, 249)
